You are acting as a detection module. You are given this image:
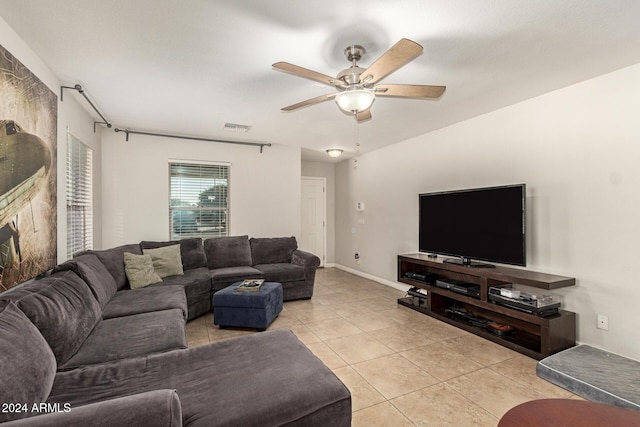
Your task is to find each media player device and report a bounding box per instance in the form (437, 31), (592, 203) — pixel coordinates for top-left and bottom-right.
(435, 279), (481, 299)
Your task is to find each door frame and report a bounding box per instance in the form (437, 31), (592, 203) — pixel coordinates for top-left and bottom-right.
(301, 176), (327, 267)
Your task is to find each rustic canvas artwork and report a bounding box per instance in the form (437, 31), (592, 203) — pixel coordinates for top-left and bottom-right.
(0, 44), (57, 291)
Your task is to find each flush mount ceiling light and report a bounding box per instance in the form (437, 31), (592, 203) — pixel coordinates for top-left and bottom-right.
(335, 86), (375, 114)
(326, 148), (344, 158)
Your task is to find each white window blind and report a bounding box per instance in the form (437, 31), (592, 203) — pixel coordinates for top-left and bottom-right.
(169, 162), (229, 240)
(66, 133), (93, 257)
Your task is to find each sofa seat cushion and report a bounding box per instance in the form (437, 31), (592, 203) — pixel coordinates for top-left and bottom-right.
(54, 253), (118, 309)
(48, 330), (351, 427)
(2, 271), (102, 366)
(253, 263), (306, 282)
(59, 308), (187, 370)
(204, 235), (252, 269)
(87, 243), (142, 290)
(141, 238), (207, 270)
(102, 285), (188, 320)
(210, 266), (263, 291)
(149, 267), (212, 302)
(250, 236), (298, 265)
(0, 302), (57, 422)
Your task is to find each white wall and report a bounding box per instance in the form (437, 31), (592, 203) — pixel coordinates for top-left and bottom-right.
(100, 130), (301, 247)
(336, 63), (640, 360)
(301, 161), (336, 265)
(0, 16), (102, 263)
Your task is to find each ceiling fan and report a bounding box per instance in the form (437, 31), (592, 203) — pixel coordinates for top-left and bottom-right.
(273, 38), (446, 122)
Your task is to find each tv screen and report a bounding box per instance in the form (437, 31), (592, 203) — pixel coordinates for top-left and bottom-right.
(419, 184), (526, 267)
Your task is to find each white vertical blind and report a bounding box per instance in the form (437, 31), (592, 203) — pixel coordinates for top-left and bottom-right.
(66, 133), (93, 257)
(169, 162), (229, 240)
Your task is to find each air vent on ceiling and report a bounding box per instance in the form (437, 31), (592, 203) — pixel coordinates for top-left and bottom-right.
(223, 123), (251, 132)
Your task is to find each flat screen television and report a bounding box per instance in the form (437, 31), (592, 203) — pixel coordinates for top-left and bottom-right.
(418, 184), (526, 267)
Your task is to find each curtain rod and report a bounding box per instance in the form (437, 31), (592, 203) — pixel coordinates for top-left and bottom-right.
(114, 128), (272, 153)
(60, 84), (112, 132)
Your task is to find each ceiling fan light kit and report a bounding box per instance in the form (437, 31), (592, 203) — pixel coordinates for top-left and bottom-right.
(335, 87), (375, 113)
(326, 148), (344, 158)
(273, 38), (446, 122)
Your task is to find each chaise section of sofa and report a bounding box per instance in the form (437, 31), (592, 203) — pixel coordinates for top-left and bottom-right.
(46, 330), (351, 427)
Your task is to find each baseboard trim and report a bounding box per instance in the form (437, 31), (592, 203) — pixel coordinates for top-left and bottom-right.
(333, 264), (410, 292)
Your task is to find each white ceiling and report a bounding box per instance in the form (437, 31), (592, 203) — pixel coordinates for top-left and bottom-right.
(2, 0), (640, 162)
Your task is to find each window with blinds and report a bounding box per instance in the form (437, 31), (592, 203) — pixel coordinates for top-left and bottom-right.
(169, 162), (229, 240)
(66, 133), (93, 257)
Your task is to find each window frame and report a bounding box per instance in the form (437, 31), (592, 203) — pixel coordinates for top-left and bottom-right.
(168, 161), (230, 240)
(66, 131), (94, 258)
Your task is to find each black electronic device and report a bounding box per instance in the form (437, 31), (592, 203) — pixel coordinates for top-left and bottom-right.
(435, 279), (481, 299)
(418, 184), (526, 267)
(403, 271), (435, 284)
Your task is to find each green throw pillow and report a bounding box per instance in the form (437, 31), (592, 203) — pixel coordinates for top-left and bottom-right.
(143, 244), (184, 278)
(124, 252), (162, 289)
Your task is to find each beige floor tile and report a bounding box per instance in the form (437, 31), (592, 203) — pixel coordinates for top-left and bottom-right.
(305, 317), (364, 341)
(352, 402), (414, 427)
(326, 301), (375, 317)
(360, 295), (402, 312)
(304, 341), (347, 370)
(343, 311), (400, 332)
(391, 383), (498, 427)
(400, 341), (484, 381)
(288, 305), (341, 323)
(332, 366), (386, 411)
(408, 317), (469, 342)
(266, 310), (301, 330)
(207, 324), (254, 343)
(489, 355), (574, 398)
(377, 306), (429, 325)
(288, 324), (322, 345)
(368, 325), (435, 352)
(446, 333), (520, 366)
(352, 353), (439, 399)
(325, 333), (394, 364)
(446, 368), (544, 418)
(313, 291), (365, 305)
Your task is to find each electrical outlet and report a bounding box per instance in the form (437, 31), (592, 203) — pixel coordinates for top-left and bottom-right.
(355, 253), (360, 265)
(597, 314), (609, 330)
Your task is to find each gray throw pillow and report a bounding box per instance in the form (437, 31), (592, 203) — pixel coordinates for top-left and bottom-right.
(143, 244), (184, 278)
(124, 252), (163, 289)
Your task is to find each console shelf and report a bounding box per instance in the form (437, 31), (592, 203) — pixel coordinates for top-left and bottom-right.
(397, 253), (576, 359)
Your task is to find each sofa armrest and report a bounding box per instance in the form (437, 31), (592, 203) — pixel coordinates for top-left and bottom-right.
(291, 250), (321, 269)
(2, 389), (182, 427)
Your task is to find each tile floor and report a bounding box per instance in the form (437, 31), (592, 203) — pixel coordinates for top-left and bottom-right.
(186, 268), (580, 426)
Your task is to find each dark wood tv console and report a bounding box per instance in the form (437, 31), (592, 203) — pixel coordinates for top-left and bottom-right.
(397, 253), (576, 359)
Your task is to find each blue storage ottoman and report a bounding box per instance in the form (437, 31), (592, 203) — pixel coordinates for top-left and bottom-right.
(213, 282), (283, 331)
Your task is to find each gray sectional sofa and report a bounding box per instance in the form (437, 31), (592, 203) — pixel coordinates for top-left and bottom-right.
(0, 235), (350, 426)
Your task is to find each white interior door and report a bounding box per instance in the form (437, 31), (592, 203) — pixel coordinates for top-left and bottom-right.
(300, 177), (326, 266)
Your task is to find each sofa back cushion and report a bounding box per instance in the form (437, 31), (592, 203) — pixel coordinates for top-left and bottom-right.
(0, 302), (57, 422)
(54, 253), (118, 308)
(87, 243), (142, 289)
(250, 237), (298, 265)
(141, 238), (207, 270)
(3, 270), (102, 365)
(204, 235), (252, 269)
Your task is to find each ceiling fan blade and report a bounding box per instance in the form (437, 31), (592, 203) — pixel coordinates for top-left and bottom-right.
(360, 39), (423, 85)
(375, 84), (446, 99)
(281, 93), (337, 111)
(273, 62), (343, 88)
(356, 109), (372, 122)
